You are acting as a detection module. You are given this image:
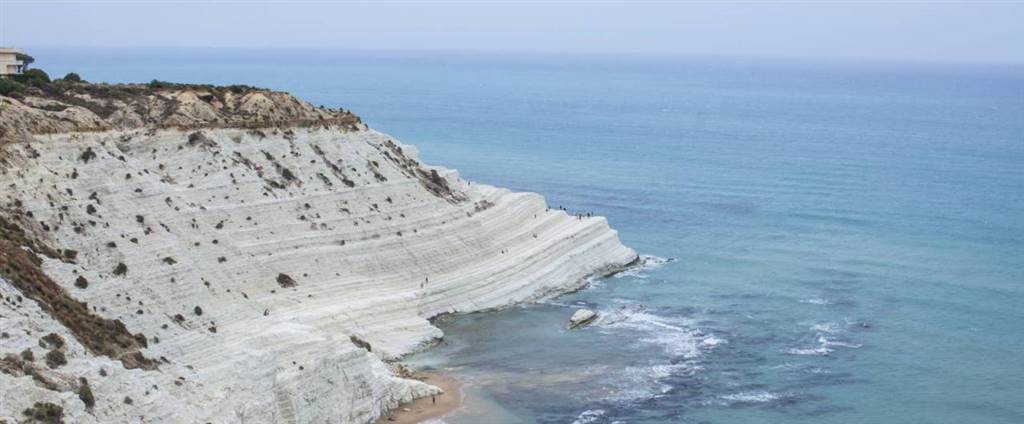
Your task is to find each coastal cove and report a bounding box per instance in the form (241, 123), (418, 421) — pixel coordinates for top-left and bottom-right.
(12, 49), (1024, 423)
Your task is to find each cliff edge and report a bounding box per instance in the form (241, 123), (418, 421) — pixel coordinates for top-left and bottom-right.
(0, 79), (363, 140)
(0, 79), (637, 423)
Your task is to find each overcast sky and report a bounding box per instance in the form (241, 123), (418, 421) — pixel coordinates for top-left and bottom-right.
(2, 1), (1022, 63)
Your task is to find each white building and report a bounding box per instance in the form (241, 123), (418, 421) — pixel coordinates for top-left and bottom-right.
(0, 48), (26, 75)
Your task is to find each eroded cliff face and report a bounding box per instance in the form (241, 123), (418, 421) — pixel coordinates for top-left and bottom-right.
(0, 85), (636, 423)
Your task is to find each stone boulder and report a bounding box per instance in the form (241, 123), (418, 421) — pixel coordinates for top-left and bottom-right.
(568, 309), (598, 329)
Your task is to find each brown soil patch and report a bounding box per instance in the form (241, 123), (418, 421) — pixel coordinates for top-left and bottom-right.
(0, 216), (156, 370)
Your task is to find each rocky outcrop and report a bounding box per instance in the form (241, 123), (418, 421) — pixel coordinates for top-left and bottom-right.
(0, 83), (636, 423)
(568, 309), (599, 329)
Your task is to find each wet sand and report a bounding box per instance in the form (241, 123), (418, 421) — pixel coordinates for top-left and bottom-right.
(375, 373), (462, 424)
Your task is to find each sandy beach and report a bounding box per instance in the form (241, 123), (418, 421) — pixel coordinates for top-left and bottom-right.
(375, 373), (463, 424)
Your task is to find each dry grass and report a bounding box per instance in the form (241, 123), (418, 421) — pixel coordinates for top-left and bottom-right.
(0, 216), (156, 371)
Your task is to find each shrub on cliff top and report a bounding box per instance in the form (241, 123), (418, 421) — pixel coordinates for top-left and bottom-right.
(12, 68), (51, 87)
(147, 79), (175, 89)
(62, 72), (84, 83)
(0, 77), (24, 96)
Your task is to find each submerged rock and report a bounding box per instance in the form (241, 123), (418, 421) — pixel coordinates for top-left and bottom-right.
(568, 309), (598, 329)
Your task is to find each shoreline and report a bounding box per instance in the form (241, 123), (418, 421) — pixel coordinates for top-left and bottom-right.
(379, 255), (643, 422)
(376, 372), (463, 424)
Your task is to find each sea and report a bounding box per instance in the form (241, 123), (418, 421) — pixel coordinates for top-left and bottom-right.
(33, 48), (1024, 424)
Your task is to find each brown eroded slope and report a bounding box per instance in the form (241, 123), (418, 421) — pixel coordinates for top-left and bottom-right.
(0, 79), (363, 142)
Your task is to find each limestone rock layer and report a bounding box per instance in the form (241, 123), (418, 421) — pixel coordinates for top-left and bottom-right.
(0, 124), (636, 423)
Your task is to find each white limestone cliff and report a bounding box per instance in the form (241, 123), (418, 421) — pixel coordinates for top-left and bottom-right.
(0, 84), (636, 423)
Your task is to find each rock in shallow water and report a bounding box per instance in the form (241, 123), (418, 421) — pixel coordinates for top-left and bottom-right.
(568, 309), (598, 329)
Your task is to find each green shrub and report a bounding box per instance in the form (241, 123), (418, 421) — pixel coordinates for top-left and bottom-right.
(13, 68), (51, 87)
(147, 79), (175, 89)
(62, 72), (84, 83)
(0, 77), (22, 96)
(45, 349), (67, 369)
(22, 402), (63, 424)
(78, 377), (95, 409)
(40, 333), (65, 349)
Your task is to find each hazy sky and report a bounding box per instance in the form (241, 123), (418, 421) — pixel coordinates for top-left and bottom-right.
(2, 1), (1023, 63)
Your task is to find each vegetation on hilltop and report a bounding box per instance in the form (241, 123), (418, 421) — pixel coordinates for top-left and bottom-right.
(0, 67), (364, 139)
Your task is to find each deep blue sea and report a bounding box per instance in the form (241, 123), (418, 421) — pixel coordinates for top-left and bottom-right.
(34, 49), (1024, 423)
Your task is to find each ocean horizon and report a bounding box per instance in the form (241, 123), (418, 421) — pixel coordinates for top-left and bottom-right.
(27, 48), (1024, 423)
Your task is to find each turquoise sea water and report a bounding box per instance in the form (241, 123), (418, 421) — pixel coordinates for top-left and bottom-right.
(35, 49), (1024, 423)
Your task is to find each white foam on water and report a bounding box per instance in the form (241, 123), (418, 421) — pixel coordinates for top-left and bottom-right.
(700, 335), (727, 348)
(719, 390), (785, 404)
(583, 275), (606, 288)
(596, 306), (716, 358)
(824, 339), (863, 349)
(800, 297), (832, 305)
(638, 254), (675, 268)
(572, 409), (606, 424)
(786, 346), (833, 356)
(786, 335), (862, 356)
(614, 254), (675, 279)
(582, 305), (724, 406)
(810, 322), (840, 333)
(604, 363), (689, 403)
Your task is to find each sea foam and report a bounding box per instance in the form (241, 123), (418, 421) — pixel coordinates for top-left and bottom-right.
(786, 335), (862, 356)
(595, 305), (719, 358)
(614, 254), (676, 279)
(719, 390), (787, 404)
(572, 409), (606, 424)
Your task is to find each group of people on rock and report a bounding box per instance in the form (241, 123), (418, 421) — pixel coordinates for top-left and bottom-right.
(547, 205), (595, 221)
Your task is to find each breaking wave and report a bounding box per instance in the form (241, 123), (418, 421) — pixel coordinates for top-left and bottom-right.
(571, 409), (606, 424)
(572, 304), (722, 406)
(595, 305), (722, 358)
(603, 363), (692, 403)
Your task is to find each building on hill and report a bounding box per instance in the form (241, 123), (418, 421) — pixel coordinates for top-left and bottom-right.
(0, 48), (27, 75)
